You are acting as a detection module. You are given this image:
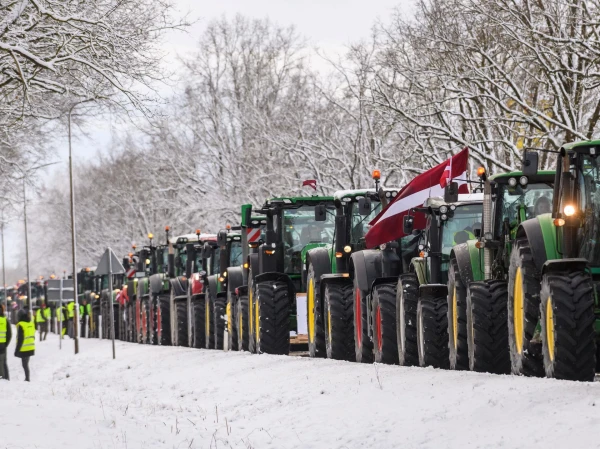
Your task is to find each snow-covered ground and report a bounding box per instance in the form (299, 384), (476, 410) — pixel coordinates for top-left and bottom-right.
(2, 329), (600, 449)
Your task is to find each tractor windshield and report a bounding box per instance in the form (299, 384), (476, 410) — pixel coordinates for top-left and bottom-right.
(283, 205), (335, 273)
(577, 154), (600, 264)
(495, 182), (554, 238)
(440, 204), (483, 256)
(229, 241), (243, 266)
(350, 200), (381, 243)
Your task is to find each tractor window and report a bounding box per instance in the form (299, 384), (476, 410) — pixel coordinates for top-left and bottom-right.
(212, 247), (221, 275)
(350, 200), (381, 243)
(441, 205), (483, 256)
(229, 241), (243, 266)
(283, 205), (335, 273)
(495, 183), (554, 238)
(577, 154), (600, 264)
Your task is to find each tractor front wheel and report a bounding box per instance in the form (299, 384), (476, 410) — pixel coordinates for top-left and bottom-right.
(396, 273), (419, 366)
(205, 291), (215, 349)
(540, 271), (596, 382)
(256, 281), (290, 355)
(372, 283), (398, 364)
(447, 259), (468, 370)
(175, 300), (188, 347)
(236, 295), (249, 351)
(307, 263), (326, 358)
(192, 295), (206, 349)
(354, 280), (373, 363)
(324, 281), (353, 361)
(467, 280), (510, 374)
(214, 297), (226, 350)
(416, 295), (449, 369)
(227, 292), (239, 351)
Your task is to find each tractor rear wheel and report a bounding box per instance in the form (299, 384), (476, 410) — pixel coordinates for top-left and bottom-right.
(396, 273), (419, 366)
(447, 259), (468, 370)
(324, 281), (354, 361)
(307, 263), (326, 358)
(205, 291), (215, 349)
(540, 271), (596, 381)
(192, 295), (206, 348)
(354, 280), (373, 363)
(372, 283), (398, 364)
(507, 238), (544, 377)
(417, 295), (449, 369)
(157, 294), (171, 346)
(467, 280), (510, 374)
(256, 281), (290, 355)
(227, 292), (239, 351)
(236, 295), (249, 351)
(248, 274), (256, 354)
(175, 300), (188, 347)
(214, 296), (226, 350)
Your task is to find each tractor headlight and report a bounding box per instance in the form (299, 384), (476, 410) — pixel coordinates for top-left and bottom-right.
(385, 192), (391, 198)
(508, 177), (517, 187)
(441, 214), (448, 221)
(343, 245), (352, 253)
(564, 205), (576, 216)
(439, 205), (448, 214)
(519, 176), (528, 186)
(450, 205), (456, 211)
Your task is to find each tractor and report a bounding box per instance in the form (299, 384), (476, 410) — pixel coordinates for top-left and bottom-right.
(305, 175), (401, 359)
(508, 140), (600, 381)
(245, 195), (336, 355)
(395, 191), (483, 368)
(448, 168), (554, 373)
(227, 205), (266, 351)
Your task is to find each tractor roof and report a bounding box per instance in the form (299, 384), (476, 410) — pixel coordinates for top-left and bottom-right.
(562, 139), (600, 152)
(424, 193), (484, 209)
(174, 233), (217, 245)
(333, 187), (402, 201)
(267, 195), (334, 205)
(490, 170), (555, 181)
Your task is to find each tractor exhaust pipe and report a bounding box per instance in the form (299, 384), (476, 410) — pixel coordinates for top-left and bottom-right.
(483, 180), (492, 279)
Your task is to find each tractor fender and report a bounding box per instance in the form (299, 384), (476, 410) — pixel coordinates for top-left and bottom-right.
(236, 285), (248, 297)
(542, 258), (588, 276)
(319, 274), (353, 300)
(150, 273), (166, 296)
(451, 241), (483, 285)
(227, 266), (244, 294)
(248, 253), (259, 283)
(169, 276), (188, 298)
(254, 272), (296, 300)
(370, 276), (399, 294)
(419, 283), (448, 299)
(207, 275), (218, 302)
(216, 292), (228, 299)
(307, 247), (332, 281)
(516, 214), (559, 272)
(350, 250), (382, 295)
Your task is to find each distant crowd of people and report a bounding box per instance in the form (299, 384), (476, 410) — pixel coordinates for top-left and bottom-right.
(0, 299), (92, 382)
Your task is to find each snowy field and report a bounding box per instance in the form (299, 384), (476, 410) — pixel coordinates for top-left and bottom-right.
(2, 330), (600, 449)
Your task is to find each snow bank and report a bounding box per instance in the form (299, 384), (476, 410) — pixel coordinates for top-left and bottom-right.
(1, 330), (599, 448)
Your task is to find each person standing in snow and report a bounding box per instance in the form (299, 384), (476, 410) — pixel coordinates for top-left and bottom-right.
(66, 300), (75, 338)
(15, 309), (35, 382)
(36, 303), (50, 341)
(0, 304), (12, 380)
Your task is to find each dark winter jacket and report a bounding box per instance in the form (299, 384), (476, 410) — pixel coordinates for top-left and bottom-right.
(0, 320), (12, 354)
(15, 312), (34, 358)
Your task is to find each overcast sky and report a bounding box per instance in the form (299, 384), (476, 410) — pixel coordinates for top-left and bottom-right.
(3, 0), (413, 278)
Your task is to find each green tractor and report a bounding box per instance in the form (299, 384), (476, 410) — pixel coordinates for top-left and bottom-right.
(245, 195), (336, 355)
(305, 182), (400, 359)
(508, 141), (600, 381)
(396, 191), (483, 368)
(448, 168), (554, 373)
(227, 205), (267, 351)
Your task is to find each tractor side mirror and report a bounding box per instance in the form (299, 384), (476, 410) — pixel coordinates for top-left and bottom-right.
(403, 215), (414, 234)
(167, 253), (175, 278)
(357, 197), (372, 215)
(522, 151), (539, 176)
(314, 204), (327, 222)
(444, 181), (459, 203)
(474, 228), (481, 238)
(217, 230), (228, 247)
(202, 244), (213, 259)
(122, 258), (130, 270)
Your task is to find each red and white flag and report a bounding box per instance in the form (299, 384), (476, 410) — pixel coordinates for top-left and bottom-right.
(365, 147), (469, 248)
(302, 179), (317, 191)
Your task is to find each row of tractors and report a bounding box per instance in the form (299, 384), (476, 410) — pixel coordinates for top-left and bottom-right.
(78, 140), (600, 382)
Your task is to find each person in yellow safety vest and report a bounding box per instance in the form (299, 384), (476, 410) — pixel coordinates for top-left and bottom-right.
(79, 299), (90, 338)
(15, 309), (35, 382)
(35, 303), (51, 341)
(0, 304), (12, 381)
(57, 305), (67, 338)
(66, 300), (75, 339)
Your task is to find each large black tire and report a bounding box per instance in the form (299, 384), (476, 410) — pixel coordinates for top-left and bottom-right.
(540, 272), (596, 381)
(236, 295), (249, 351)
(447, 259), (468, 370)
(372, 283), (399, 364)
(192, 294), (206, 349)
(175, 300), (188, 347)
(353, 279), (373, 363)
(417, 295), (449, 369)
(157, 294), (171, 346)
(255, 281), (290, 355)
(507, 238), (544, 377)
(214, 297), (226, 350)
(306, 263), (326, 358)
(248, 274), (256, 354)
(205, 291), (215, 349)
(396, 273), (419, 366)
(467, 280), (510, 374)
(324, 281), (354, 361)
(227, 292), (239, 351)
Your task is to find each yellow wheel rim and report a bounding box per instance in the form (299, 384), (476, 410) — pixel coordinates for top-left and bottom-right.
(452, 286), (458, 349)
(327, 302), (332, 346)
(239, 304), (243, 341)
(546, 297), (555, 362)
(308, 278), (315, 343)
(255, 289), (260, 343)
(206, 299), (210, 336)
(226, 302), (232, 335)
(249, 287), (253, 337)
(514, 267), (524, 354)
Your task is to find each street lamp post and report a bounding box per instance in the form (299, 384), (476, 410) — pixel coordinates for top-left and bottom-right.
(1, 220), (6, 312)
(22, 178), (32, 315)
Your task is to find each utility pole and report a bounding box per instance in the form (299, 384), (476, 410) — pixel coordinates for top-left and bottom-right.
(68, 104), (80, 354)
(23, 178), (32, 314)
(1, 220), (5, 312)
